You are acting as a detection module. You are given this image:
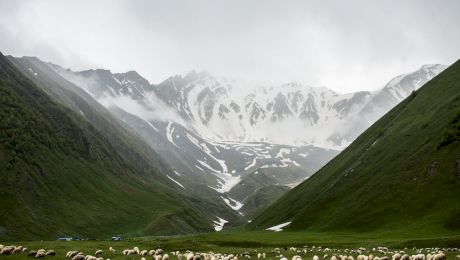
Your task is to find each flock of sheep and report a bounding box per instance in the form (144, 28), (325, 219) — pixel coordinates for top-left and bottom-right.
(1, 244), (460, 260)
(0, 245), (55, 257)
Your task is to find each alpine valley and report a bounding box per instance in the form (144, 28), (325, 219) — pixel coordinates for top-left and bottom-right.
(0, 51), (448, 240)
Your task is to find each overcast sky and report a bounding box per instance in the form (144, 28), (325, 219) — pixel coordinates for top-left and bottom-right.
(0, 0), (459, 92)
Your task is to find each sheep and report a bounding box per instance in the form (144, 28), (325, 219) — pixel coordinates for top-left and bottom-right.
(392, 253), (402, 260)
(46, 250), (56, 256)
(72, 254), (86, 260)
(163, 254), (170, 260)
(455, 255), (460, 260)
(380, 257), (389, 260)
(35, 251), (46, 258)
(314, 256), (320, 260)
(357, 255), (367, 260)
(412, 254), (425, 260)
(347, 256), (355, 260)
(13, 246), (23, 254)
(1, 246), (14, 255)
(96, 258), (104, 260)
(85, 255), (97, 260)
(156, 249), (164, 255)
(331, 256), (338, 260)
(108, 247), (115, 254)
(66, 251), (79, 258)
(432, 253), (445, 260)
(141, 258), (146, 260)
(140, 250), (148, 256)
(95, 250), (103, 256)
(29, 250), (38, 256)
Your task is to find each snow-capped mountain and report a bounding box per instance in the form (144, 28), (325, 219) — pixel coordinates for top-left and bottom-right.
(149, 64), (446, 148)
(46, 61), (445, 220)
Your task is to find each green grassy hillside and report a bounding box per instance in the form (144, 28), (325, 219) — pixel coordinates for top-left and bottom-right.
(249, 60), (460, 234)
(0, 52), (213, 240)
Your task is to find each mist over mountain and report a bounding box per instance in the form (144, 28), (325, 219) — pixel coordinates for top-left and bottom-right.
(51, 61), (445, 149)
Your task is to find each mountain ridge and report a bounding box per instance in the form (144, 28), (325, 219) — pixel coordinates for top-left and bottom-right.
(248, 59), (460, 233)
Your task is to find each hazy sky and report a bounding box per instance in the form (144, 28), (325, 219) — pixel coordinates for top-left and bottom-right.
(0, 0), (459, 93)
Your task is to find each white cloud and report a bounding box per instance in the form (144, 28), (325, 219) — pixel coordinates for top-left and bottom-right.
(0, 0), (459, 93)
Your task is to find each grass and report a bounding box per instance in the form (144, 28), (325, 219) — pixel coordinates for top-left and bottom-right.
(2, 231), (460, 259)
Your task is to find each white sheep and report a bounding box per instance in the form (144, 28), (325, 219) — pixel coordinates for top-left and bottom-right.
(357, 255), (367, 260)
(412, 254), (425, 260)
(72, 254), (85, 260)
(95, 250), (103, 256)
(432, 253), (445, 260)
(392, 253), (401, 260)
(1, 246), (14, 255)
(46, 250), (56, 256)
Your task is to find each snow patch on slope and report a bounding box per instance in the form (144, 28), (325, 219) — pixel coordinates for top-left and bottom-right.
(266, 221), (292, 232)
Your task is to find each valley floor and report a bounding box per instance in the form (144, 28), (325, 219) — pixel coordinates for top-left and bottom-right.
(2, 230), (460, 259)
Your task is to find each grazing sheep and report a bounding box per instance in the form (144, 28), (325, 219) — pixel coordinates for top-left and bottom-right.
(455, 255), (460, 260)
(35, 251), (46, 258)
(314, 256), (320, 260)
(331, 256), (338, 260)
(156, 249), (164, 255)
(140, 250), (148, 256)
(46, 250), (56, 256)
(108, 247), (115, 254)
(29, 250), (38, 256)
(163, 254), (170, 260)
(400, 255), (409, 260)
(95, 250), (103, 256)
(380, 257), (389, 260)
(412, 254), (425, 260)
(141, 257), (146, 260)
(392, 253), (402, 260)
(347, 256), (355, 260)
(432, 253), (445, 260)
(13, 246), (23, 254)
(357, 255), (367, 260)
(72, 252), (85, 260)
(96, 258), (103, 260)
(1, 246), (14, 255)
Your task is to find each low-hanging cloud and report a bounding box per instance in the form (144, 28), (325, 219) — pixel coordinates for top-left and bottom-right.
(0, 0), (459, 93)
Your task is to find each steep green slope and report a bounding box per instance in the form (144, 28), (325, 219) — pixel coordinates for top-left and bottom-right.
(7, 55), (240, 225)
(240, 185), (290, 220)
(250, 60), (460, 233)
(0, 52), (212, 240)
